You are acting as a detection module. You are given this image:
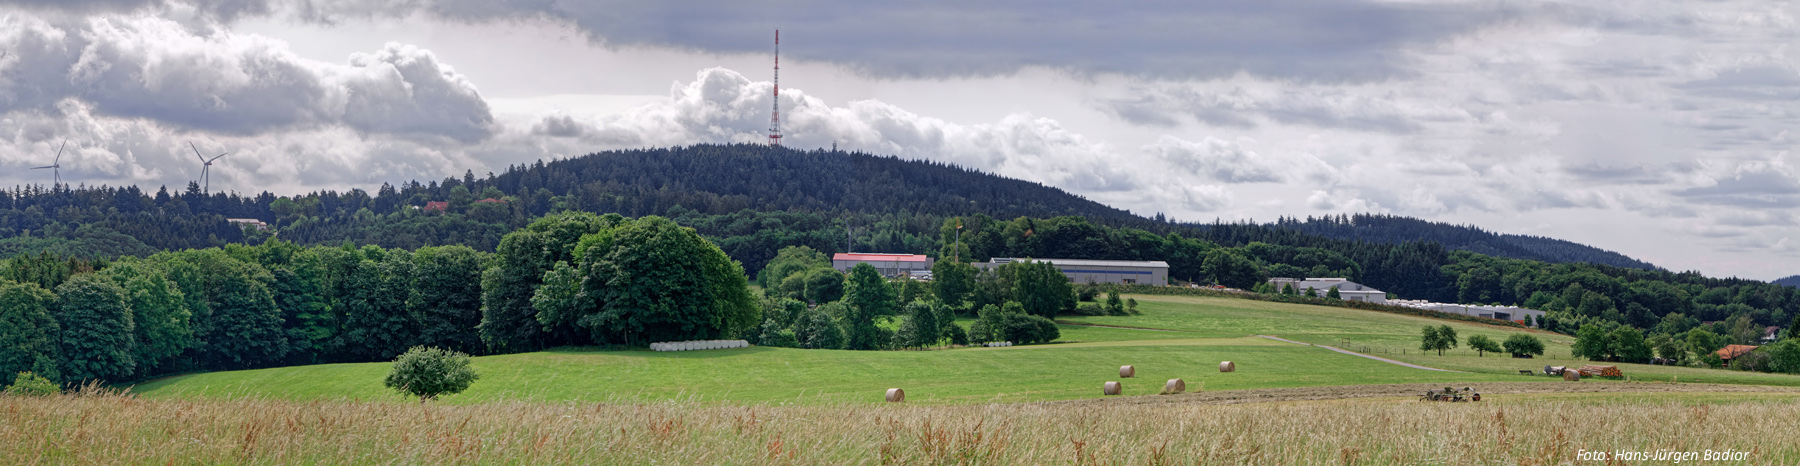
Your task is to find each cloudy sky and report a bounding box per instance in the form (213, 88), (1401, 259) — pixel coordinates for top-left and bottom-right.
(1, 1), (1797, 280)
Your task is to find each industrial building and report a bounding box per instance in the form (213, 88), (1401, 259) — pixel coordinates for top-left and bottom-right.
(979, 258), (1169, 285)
(1267, 278), (1387, 304)
(1388, 299), (1546, 326)
(832, 253), (932, 278)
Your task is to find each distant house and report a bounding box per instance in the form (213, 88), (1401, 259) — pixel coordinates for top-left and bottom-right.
(1267, 278), (1386, 304)
(423, 201), (449, 212)
(978, 258), (1169, 285)
(833, 253), (933, 278)
(1763, 326), (1782, 344)
(1716, 344), (1759, 363)
(226, 218), (270, 231)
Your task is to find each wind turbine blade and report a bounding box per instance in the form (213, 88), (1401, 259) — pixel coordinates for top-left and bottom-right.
(55, 140), (66, 164)
(32, 166), (53, 170)
(209, 152), (230, 162)
(190, 142), (207, 163)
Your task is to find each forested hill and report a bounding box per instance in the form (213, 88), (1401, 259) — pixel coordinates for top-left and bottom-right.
(488, 145), (1145, 224)
(0, 144), (1651, 275)
(1777, 275), (1800, 288)
(1246, 214), (1658, 270)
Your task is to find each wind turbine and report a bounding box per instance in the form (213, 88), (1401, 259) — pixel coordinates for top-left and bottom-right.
(32, 140), (65, 187)
(189, 142), (229, 194)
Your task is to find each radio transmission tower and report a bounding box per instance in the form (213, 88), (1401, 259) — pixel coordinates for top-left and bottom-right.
(769, 30), (783, 147)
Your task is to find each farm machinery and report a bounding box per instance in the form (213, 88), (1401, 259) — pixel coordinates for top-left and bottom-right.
(1419, 386), (1481, 402)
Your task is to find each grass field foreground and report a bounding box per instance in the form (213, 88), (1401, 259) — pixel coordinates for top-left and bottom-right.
(7, 389), (1794, 465)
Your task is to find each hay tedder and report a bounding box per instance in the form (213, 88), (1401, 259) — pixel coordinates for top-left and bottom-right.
(1419, 386), (1481, 402)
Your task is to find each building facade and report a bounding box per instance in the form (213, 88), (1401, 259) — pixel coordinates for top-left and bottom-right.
(979, 258), (1169, 285)
(833, 253), (933, 277)
(1267, 278), (1387, 304)
(1388, 299), (1546, 326)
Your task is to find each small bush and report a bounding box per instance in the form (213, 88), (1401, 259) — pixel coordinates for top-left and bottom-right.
(3, 372), (59, 397)
(384, 346), (479, 403)
(1073, 303), (1107, 316)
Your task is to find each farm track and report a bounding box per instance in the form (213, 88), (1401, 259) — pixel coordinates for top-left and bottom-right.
(1056, 381), (1800, 407)
(1258, 334), (1464, 372)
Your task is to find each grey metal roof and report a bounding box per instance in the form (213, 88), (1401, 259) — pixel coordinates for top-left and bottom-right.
(995, 258), (1170, 268)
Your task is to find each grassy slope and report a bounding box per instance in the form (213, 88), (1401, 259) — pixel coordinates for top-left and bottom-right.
(131, 336), (1521, 405)
(131, 293), (1800, 404)
(1068, 295), (1800, 387)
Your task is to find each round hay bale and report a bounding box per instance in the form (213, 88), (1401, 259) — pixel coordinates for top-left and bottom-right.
(1562, 369), (1581, 382)
(1103, 381), (1122, 396)
(1163, 379), (1186, 394)
(886, 388), (905, 402)
(1219, 361), (1236, 372)
(1120, 365), (1136, 378)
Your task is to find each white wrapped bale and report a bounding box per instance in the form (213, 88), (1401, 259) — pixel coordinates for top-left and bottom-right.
(886, 388), (905, 402)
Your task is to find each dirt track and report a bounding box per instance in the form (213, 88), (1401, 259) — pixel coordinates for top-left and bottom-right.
(1054, 381), (1800, 406)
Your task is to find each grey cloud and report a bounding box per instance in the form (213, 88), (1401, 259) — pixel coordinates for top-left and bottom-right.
(1676, 66), (1800, 101)
(1147, 136), (1282, 183)
(0, 15), (492, 142)
(0, 0), (273, 21)
(531, 115), (587, 138)
(1102, 84), (1461, 133)
(1564, 164), (1671, 185)
(1675, 169), (1800, 209)
(292, 0), (1507, 80)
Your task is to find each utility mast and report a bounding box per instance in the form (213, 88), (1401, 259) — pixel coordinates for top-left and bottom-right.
(769, 30), (783, 147)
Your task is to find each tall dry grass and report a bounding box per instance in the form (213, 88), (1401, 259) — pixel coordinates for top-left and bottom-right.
(3, 388), (1795, 465)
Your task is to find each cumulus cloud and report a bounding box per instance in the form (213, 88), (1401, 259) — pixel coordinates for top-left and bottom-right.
(1149, 136), (1276, 183)
(0, 14), (492, 142)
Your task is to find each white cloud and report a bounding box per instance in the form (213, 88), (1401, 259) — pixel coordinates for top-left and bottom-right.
(0, 13), (492, 141)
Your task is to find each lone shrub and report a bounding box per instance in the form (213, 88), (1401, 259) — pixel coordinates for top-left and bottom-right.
(384, 346), (479, 403)
(1503, 334), (1546, 358)
(3, 371), (59, 396)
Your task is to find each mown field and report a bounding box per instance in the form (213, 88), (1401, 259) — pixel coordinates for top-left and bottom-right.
(130, 294), (1800, 404)
(1064, 295), (1800, 387)
(131, 336), (1523, 405)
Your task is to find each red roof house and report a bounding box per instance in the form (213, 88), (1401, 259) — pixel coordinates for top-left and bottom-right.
(1716, 344), (1759, 362)
(424, 201), (449, 212)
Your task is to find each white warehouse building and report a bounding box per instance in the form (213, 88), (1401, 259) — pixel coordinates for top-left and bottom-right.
(978, 258), (1169, 285)
(1389, 300), (1545, 326)
(1267, 278), (1387, 304)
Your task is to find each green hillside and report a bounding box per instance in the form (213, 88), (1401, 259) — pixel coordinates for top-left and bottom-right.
(131, 294), (1800, 404)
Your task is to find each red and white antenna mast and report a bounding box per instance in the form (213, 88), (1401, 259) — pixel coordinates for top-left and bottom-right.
(769, 29), (783, 147)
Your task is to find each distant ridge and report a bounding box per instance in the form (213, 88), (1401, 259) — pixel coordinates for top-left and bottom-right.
(1260, 214), (1659, 270)
(1776, 275), (1800, 287)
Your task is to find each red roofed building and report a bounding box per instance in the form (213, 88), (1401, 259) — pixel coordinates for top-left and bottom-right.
(423, 201), (449, 212)
(1716, 344), (1759, 363)
(833, 253), (933, 278)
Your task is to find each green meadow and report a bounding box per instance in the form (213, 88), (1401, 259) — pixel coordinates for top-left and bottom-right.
(130, 294), (1800, 404)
